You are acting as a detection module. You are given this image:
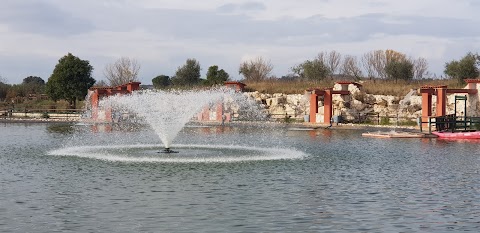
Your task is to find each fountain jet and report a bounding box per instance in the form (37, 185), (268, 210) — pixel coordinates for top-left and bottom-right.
(100, 88), (231, 151)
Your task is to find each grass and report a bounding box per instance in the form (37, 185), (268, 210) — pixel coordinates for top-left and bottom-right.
(243, 79), (336, 94)
(1, 99), (85, 112)
(361, 79), (463, 96)
(243, 78), (465, 96)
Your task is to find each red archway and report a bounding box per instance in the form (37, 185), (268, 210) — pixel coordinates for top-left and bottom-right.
(308, 82), (355, 124)
(420, 79), (479, 127)
(88, 82), (141, 121)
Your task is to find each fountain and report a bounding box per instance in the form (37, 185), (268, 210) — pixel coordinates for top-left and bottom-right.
(49, 87), (307, 163)
(101, 88), (230, 152)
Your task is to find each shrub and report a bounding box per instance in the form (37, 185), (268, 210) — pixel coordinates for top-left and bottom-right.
(380, 116), (390, 125)
(398, 120), (417, 126)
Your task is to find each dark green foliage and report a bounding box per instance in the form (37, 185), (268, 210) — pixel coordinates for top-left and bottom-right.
(444, 52), (480, 84)
(152, 75), (171, 89)
(206, 65), (229, 85)
(46, 53), (95, 108)
(0, 81), (10, 101)
(385, 60), (414, 83)
(22, 76), (45, 94)
(171, 59), (201, 86)
(23, 76), (45, 85)
(292, 59), (330, 81)
(380, 116), (390, 125)
(398, 120), (417, 126)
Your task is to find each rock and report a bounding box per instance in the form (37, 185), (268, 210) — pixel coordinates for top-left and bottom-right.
(270, 105), (286, 117)
(270, 96), (286, 106)
(285, 105), (296, 116)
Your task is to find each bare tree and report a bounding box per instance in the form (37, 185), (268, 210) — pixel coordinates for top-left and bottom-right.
(362, 52), (376, 79)
(342, 55), (363, 80)
(372, 50), (387, 79)
(316, 51), (327, 64)
(413, 57), (429, 79)
(326, 50), (342, 77)
(104, 57), (141, 86)
(94, 80), (108, 87)
(239, 57), (273, 82)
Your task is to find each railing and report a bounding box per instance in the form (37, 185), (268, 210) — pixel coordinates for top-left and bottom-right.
(342, 113), (418, 126)
(1, 108), (83, 120)
(419, 115), (480, 133)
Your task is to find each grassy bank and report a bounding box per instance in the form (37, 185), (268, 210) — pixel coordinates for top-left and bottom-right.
(0, 100), (85, 112)
(244, 79), (464, 96)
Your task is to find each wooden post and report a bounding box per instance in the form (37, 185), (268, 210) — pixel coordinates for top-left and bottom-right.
(419, 117), (423, 132)
(309, 92), (318, 123)
(324, 89), (333, 124)
(421, 92), (432, 129)
(428, 117), (432, 133)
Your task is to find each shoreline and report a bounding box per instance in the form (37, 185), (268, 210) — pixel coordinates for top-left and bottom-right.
(0, 116), (422, 132)
(0, 117), (79, 124)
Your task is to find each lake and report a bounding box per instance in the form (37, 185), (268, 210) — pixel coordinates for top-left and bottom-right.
(1, 122), (479, 232)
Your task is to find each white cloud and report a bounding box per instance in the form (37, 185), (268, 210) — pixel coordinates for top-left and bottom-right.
(0, 0), (480, 84)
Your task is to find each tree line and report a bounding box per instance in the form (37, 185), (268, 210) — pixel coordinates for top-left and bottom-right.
(1, 50), (479, 106)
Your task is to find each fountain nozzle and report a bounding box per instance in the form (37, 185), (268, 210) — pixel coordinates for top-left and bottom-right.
(159, 148), (179, 154)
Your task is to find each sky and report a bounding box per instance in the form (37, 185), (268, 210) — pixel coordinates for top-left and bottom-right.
(1, 0), (479, 85)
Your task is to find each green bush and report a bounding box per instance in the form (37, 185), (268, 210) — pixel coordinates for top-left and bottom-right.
(284, 115), (295, 123)
(398, 120), (417, 126)
(380, 116), (390, 125)
(472, 123), (480, 130)
(42, 112), (50, 119)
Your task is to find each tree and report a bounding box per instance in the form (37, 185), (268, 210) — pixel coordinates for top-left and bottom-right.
(94, 80), (108, 87)
(152, 75), (171, 89)
(413, 57), (429, 79)
(104, 57), (140, 86)
(292, 57), (330, 81)
(0, 79), (10, 101)
(326, 50), (342, 78)
(362, 52), (376, 79)
(341, 55), (363, 81)
(444, 52), (479, 84)
(22, 76), (45, 95)
(372, 50), (387, 79)
(239, 57), (273, 82)
(385, 49), (406, 66)
(23, 76), (45, 85)
(206, 65), (230, 85)
(46, 53), (95, 108)
(385, 59), (414, 83)
(171, 58), (201, 86)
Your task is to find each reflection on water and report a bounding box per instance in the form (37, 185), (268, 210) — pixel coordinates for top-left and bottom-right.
(0, 123), (479, 232)
(46, 124), (75, 134)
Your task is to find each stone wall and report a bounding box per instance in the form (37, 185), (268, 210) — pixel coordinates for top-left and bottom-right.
(244, 82), (480, 122)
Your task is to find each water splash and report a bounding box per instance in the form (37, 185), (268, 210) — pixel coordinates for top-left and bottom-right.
(101, 88), (232, 148)
(48, 144), (307, 163)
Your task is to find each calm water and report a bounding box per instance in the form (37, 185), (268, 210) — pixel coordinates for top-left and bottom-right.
(1, 123), (479, 232)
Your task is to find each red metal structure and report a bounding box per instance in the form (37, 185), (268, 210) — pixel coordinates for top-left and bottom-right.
(197, 82), (246, 123)
(224, 81), (246, 92)
(88, 82), (141, 122)
(308, 82), (355, 124)
(420, 79), (479, 128)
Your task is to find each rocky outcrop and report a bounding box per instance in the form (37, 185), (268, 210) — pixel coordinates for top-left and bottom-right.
(241, 85), (417, 122)
(244, 82), (480, 123)
(245, 92), (309, 119)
